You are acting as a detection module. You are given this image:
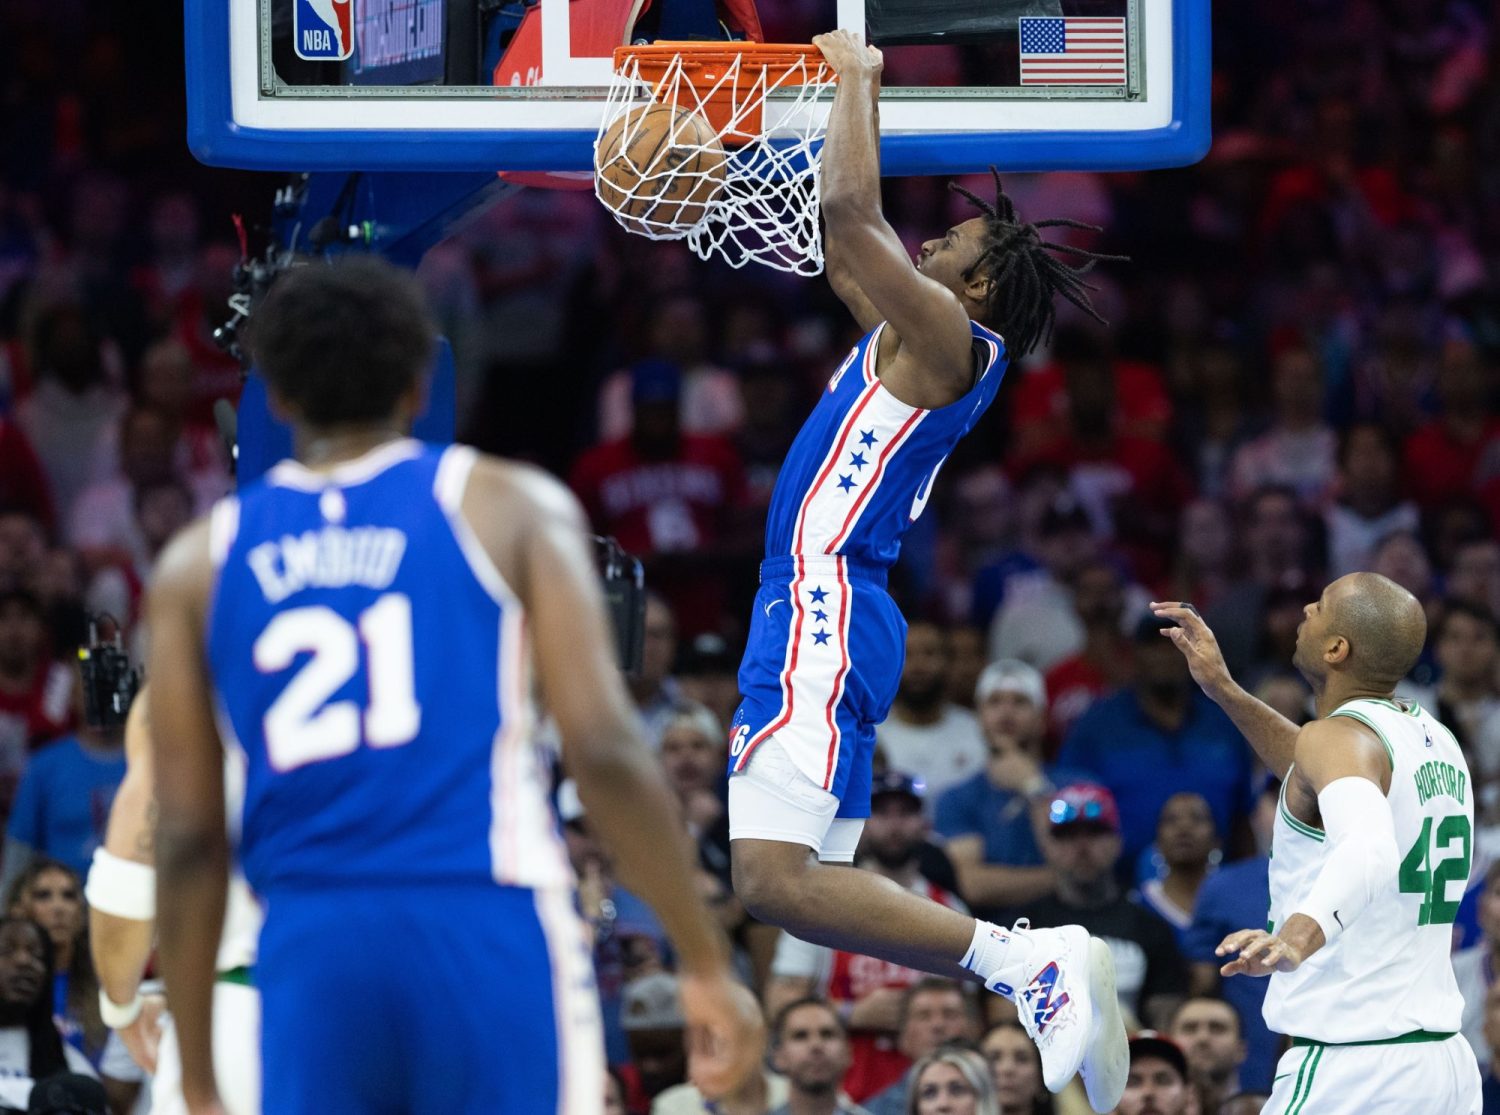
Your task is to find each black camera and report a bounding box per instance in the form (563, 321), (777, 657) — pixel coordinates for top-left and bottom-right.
(78, 616), (141, 730)
(596, 536), (645, 676)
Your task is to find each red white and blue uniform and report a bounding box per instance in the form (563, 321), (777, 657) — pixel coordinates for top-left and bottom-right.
(205, 440), (600, 1115)
(728, 321), (1008, 815)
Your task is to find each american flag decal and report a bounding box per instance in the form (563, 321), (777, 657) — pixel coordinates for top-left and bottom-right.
(1018, 17), (1128, 86)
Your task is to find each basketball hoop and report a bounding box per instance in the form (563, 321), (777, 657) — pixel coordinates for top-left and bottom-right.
(597, 42), (836, 275)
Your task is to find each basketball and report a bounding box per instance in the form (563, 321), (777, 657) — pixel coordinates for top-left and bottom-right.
(595, 103), (728, 235)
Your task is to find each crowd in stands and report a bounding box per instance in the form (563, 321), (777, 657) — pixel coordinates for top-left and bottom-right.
(4, 0), (1500, 1111)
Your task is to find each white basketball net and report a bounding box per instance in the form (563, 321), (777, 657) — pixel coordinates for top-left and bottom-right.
(597, 51), (835, 275)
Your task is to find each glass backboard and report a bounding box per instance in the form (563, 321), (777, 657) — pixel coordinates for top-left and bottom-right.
(186, 0), (1208, 174)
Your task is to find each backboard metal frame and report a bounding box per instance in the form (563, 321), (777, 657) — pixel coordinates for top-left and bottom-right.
(186, 0), (1209, 174)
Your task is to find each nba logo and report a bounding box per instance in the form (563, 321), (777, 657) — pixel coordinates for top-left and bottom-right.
(294, 0), (354, 61)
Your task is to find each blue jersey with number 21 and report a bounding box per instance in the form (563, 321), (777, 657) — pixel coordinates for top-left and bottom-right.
(205, 439), (569, 896)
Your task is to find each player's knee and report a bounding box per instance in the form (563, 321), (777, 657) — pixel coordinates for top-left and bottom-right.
(731, 842), (814, 928)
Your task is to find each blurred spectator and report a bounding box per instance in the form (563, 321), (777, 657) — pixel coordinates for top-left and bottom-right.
(978, 1022), (1056, 1115)
(1168, 996), (1247, 1115)
(1057, 617), (1253, 868)
(1043, 560), (1133, 743)
(1324, 424), (1420, 577)
(1403, 339), (1498, 511)
(1014, 344), (1191, 580)
(1483, 982), (1500, 1113)
(1117, 1033), (1192, 1115)
(1447, 538), (1500, 620)
(4, 862), (101, 1066)
(0, 517), (47, 599)
(631, 594), (683, 746)
(734, 356), (805, 527)
(860, 981), (975, 1115)
(1455, 860), (1500, 1071)
(598, 294), (744, 441)
(675, 632), (742, 736)
(0, 421), (52, 533)
(1251, 673), (1312, 727)
(622, 973), (694, 1112)
(558, 782), (670, 1070)
(945, 627), (987, 714)
(0, 592), (72, 807)
(1160, 499), (1237, 615)
(1172, 338), (1255, 500)
(904, 1045), (999, 1115)
(1182, 779), (1278, 1093)
(1023, 784), (1188, 1030)
(769, 774), (967, 1103)
(656, 703), (737, 923)
(988, 496), (1102, 672)
(66, 406), (206, 575)
(1206, 486), (1318, 679)
(1422, 604), (1500, 820)
(767, 998), (872, 1115)
(934, 662), (1055, 920)
(570, 361), (748, 635)
(0, 917), (95, 1111)
(605, 1067), (629, 1115)
(1227, 347), (1337, 507)
(25, 1073), (108, 1115)
(0, 705), (122, 897)
(14, 305), (124, 526)
(875, 623), (986, 801)
(1138, 793), (1220, 942)
(1009, 328), (1172, 460)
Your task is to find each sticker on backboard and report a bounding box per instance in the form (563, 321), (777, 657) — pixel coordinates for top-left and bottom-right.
(294, 0), (355, 61)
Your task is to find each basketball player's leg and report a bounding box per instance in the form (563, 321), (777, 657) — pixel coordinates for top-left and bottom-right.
(727, 733), (992, 977)
(1263, 1036), (1481, 1114)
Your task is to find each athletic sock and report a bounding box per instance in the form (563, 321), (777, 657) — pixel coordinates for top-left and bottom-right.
(961, 919), (1035, 999)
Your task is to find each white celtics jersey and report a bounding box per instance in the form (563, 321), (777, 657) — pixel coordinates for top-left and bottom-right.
(217, 745), (262, 972)
(1264, 697), (1471, 1043)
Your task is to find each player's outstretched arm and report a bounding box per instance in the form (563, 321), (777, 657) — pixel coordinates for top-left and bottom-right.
(86, 685), (164, 1073)
(146, 520), (230, 1115)
(462, 459), (765, 1099)
(1217, 718), (1395, 978)
(1151, 602), (1300, 778)
(814, 30), (975, 406)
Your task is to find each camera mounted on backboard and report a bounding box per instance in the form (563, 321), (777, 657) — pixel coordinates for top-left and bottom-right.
(78, 615), (142, 730)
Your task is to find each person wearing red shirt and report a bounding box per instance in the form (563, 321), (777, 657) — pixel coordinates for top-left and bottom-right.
(1045, 560), (1134, 743)
(1404, 339), (1500, 510)
(569, 360), (749, 634)
(0, 591), (73, 822)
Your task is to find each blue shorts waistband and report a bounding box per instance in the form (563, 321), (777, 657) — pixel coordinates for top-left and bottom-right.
(760, 555), (888, 587)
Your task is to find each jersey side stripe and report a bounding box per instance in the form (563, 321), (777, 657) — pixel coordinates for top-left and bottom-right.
(791, 380), (883, 553)
(819, 557), (854, 789)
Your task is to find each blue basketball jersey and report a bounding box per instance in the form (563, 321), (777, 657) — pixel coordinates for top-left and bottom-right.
(205, 439), (569, 894)
(764, 320), (1007, 566)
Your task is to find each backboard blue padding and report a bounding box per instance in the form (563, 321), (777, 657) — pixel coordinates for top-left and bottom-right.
(236, 337), (458, 488)
(187, 0), (1210, 175)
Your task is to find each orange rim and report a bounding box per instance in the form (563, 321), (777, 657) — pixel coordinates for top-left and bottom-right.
(611, 42), (834, 146)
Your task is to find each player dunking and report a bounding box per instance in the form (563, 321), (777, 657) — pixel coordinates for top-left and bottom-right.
(1154, 576), (1483, 1114)
(147, 257), (763, 1115)
(726, 30), (1128, 1111)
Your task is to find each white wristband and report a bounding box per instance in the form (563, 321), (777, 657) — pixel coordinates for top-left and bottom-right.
(85, 848), (156, 922)
(99, 988), (143, 1029)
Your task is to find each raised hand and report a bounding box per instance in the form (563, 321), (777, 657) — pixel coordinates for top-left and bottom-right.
(812, 29), (883, 79)
(1149, 602), (1232, 697)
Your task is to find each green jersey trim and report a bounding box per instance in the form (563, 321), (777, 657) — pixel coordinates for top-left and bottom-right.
(1327, 707), (1397, 771)
(1278, 770), (1325, 843)
(1290, 1030), (1457, 1048)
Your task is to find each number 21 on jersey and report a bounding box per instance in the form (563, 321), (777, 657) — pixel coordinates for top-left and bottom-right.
(253, 593), (422, 771)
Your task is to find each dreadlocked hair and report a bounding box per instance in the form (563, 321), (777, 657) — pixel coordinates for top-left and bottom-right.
(948, 168), (1127, 357)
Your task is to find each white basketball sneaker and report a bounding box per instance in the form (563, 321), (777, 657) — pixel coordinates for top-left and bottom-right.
(987, 921), (1127, 1113)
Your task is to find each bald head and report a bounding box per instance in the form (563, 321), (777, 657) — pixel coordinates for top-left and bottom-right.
(1323, 573), (1427, 689)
